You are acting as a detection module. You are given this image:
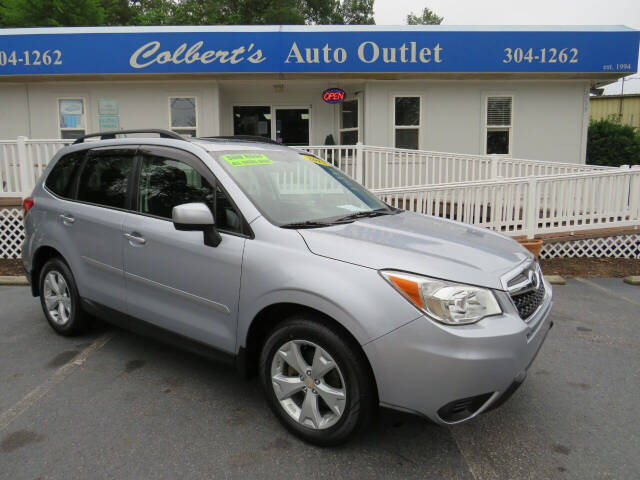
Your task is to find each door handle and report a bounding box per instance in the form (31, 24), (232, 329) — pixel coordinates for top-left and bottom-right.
(59, 214), (75, 224)
(124, 233), (146, 245)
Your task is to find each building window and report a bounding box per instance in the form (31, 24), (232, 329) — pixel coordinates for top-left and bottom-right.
(485, 96), (513, 155)
(339, 99), (359, 145)
(58, 99), (86, 140)
(394, 96), (420, 150)
(170, 97), (197, 137)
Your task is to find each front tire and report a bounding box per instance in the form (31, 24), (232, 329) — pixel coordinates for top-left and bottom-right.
(259, 315), (375, 446)
(39, 257), (88, 336)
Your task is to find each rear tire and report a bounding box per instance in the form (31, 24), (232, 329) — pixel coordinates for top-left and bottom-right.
(259, 315), (375, 446)
(39, 257), (88, 336)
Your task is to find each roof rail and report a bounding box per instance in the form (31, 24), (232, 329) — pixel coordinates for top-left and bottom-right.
(72, 129), (185, 144)
(199, 135), (282, 145)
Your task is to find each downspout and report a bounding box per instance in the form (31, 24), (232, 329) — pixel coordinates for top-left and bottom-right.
(25, 83), (33, 138)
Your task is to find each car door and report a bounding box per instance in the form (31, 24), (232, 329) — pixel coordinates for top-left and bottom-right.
(68, 146), (136, 313)
(123, 145), (246, 354)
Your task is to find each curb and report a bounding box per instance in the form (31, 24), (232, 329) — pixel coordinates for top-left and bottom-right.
(544, 275), (566, 285)
(0, 276), (29, 286)
(623, 276), (640, 286)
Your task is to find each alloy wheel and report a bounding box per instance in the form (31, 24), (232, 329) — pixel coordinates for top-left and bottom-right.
(43, 270), (72, 326)
(270, 339), (347, 430)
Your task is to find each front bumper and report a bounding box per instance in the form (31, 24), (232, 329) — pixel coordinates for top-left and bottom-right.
(363, 283), (553, 425)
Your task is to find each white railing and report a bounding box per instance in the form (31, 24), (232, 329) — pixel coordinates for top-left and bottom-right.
(0, 138), (638, 258)
(1, 138), (612, 197)
(302, 144), (611, 190)
(0, 137), (72, 197)
(373, 167), (640, 239)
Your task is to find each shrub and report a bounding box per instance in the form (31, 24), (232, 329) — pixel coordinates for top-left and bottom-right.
(587, 118), (640, 167)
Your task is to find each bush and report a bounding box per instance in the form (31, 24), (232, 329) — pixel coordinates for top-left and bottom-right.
(587, 118), (640, 167)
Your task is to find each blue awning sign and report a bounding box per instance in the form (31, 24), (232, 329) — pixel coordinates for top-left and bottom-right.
(0, 26), (637, 76)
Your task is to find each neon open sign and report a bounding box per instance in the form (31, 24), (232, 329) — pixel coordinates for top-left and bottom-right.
(322, 88), (346, 104)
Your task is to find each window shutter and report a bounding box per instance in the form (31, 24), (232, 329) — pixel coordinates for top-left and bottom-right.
(487, 97), (512, 126)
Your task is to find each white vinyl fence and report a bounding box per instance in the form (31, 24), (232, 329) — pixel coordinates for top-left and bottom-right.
(302, 144), (611, 190)
(1, 137), (637, 259)
(1, 138), (611, 197)
(0, 137), (72, 197)
(372, 167), (640, 239)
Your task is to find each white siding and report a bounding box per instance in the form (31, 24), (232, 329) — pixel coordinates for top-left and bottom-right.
(363, 80), (589, 163)
(0, 80), (220, 138)
(0, 77), (589, 163)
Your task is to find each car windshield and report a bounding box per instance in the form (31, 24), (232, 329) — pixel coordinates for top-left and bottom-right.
(212, 149), (393, 226)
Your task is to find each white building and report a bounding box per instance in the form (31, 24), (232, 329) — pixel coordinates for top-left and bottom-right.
(0, 25), (638, 163)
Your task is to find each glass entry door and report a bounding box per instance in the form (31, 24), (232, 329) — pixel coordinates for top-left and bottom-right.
(233, 106), (271, 140)
(273, 107), (309, 146)
(233, 106), (310, 146)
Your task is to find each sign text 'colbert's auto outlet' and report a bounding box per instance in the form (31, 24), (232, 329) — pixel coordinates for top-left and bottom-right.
(0, 26), (638, 75)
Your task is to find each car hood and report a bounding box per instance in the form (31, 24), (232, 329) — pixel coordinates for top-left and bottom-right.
(298, 211), (532, 290)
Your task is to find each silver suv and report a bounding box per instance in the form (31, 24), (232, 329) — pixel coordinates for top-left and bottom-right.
(22, 130), (552, 445)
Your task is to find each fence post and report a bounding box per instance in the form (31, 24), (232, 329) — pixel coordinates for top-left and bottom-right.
(355, 142), (364, 185)
(16, 136), (31, 198)
(490, 155), (499, 179)
(524, 176), (538, 240)
(630, 166), (640, 222)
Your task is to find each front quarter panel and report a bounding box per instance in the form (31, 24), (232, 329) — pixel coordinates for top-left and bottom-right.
(236, 217), (422, 350)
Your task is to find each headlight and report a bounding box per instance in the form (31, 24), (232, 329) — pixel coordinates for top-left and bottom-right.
(380, 270), (502, 325)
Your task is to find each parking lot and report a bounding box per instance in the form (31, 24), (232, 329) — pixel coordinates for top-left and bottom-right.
(1, 278), (639, 480)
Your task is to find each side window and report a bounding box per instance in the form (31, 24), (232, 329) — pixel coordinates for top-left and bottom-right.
(58, 98), (86, 140)
(215, 185), (243, 233)
(137, 154), (243, 234)
(45, 151), (84, 198)
(485, 96), (513, 155)
(76, 150), (133, 209)
(169, 97), (197, 137)
(339, 99), (359, 144)
(394, 96), (420, 150)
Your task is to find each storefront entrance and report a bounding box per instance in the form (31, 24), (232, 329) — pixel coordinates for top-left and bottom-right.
(233, 105), (310, 146)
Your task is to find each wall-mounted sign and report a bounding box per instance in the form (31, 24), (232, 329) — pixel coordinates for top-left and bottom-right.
(59, 99), (83, 115)
(98, 115), (120, 131)
(323, 88), (345, 104)
(98, 99), (119, 115)
(0, 26), (637, 76)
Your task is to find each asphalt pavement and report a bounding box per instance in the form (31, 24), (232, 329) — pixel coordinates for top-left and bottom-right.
(1, 278), (638, 479)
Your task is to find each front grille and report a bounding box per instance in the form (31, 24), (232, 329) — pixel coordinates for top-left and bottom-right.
(511, 281), (545, 320)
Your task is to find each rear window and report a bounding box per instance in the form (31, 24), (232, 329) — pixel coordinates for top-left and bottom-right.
(76, 150), (133, 209)
(45, 151), (85, 198)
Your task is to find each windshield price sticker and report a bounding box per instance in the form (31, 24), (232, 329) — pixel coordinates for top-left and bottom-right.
(301, 154), (331, 166)
(221, 153), (274, 167)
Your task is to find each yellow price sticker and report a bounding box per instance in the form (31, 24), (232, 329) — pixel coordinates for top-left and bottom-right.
(221, 153), (274, 167)
(301, 154), (331, 166)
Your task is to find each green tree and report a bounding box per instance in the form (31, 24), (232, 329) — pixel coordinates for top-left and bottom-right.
(0, 0), (376, 26)
(406, 6), (443, 25)
(170, 0), (304, 25)
(0, 0), (106, 26)
(128, 0), (181, 25)
(587, 118), (640, 167)
(171, 0), (375, 26)
(337, 0), (375, 25)
(101, 0), (137, 25)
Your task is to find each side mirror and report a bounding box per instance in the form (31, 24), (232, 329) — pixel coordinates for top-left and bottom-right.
(172, 203), (221, 247)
